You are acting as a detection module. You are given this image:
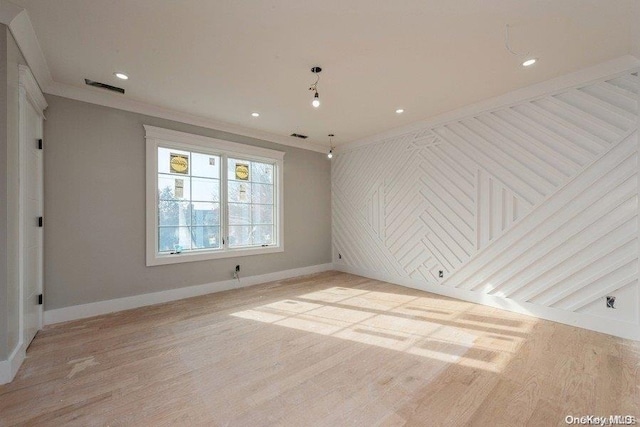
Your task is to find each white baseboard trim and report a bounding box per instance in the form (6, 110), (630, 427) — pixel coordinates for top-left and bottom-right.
(335, 264), (640, 341)
(44, 263), (334, 325)
(0, 341), (27, 385)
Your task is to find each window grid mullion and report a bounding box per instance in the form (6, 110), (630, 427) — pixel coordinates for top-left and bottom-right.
(189, 152), (193, 250)
(250, 165), (254, 246)
(222, 154), (228, 251)
(150, 135), (281, 264)
(157, 146), (162, 252)
(156, 147), (276, 253)
(273, 169), (276, 246)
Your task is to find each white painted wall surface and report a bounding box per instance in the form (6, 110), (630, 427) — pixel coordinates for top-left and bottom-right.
(333, 67), (640, 340)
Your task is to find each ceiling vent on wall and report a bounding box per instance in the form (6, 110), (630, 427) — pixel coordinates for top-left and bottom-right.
(84, 79), (125, 94)
(290, 133), (308, 139)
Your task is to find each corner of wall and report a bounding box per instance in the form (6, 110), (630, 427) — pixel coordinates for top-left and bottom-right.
(0, 341), (26, 385)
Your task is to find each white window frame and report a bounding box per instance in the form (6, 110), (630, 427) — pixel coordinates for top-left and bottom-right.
(145, 125), (284, 266)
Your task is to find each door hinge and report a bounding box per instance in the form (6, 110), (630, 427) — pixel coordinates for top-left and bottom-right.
(38, 294), (43, 305)
(37, 139), (43, 150)
(38, 216), (43, 227)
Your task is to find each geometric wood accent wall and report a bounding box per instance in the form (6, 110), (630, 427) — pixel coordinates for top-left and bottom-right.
(333, 70), (639, 338)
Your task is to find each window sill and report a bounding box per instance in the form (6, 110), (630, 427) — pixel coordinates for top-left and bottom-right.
(146, 245), (284, 266)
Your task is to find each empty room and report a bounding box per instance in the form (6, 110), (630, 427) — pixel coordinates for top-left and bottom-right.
(0, 0), (639, 425)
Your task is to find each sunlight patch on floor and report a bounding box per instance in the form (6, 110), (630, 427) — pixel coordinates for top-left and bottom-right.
(231, 286), (536, 373)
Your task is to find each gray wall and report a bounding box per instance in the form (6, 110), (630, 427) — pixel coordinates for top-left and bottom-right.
(633, 1), (640, 59)
(0, 25), (8, 361)
(43, 95), (332, 310)
(0, 26), (27, 360)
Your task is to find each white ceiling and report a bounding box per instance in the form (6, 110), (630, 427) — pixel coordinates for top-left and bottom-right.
(10, 0), (638, 147)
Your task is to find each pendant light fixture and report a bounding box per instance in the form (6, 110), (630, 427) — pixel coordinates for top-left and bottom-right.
(309, 67), (322, 108)
(327, 134), (334, 159)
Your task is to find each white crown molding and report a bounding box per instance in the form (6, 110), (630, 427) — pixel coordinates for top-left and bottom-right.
(0, 0), (53, 94)
(18, 64), (47, 115)
(338, 55), (640, 153)
(1, 0), (325, 154)
(46, 81), (328, 153)
(6, 0), (635, 155)
(44, 263), (334, 325)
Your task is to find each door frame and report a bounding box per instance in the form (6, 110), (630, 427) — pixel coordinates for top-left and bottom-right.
(18, 65), (47, 348)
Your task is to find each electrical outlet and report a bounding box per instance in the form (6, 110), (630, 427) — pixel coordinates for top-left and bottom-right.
(606, 296), (616, 309)
(438, 270), (443, 278)
(235, 265), (240, 272)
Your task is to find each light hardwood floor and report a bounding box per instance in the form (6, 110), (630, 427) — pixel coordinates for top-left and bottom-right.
(1, 271), (638, 426)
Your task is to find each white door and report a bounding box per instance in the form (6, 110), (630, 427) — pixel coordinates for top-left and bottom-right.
(20, 77), (44, 347)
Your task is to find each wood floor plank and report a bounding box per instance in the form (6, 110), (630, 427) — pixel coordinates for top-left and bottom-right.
(0, 271), (637, 426)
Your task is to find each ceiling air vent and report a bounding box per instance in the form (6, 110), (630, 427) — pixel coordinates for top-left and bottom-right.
(290, 133), (308, 139)
(84, 79), (125, 94)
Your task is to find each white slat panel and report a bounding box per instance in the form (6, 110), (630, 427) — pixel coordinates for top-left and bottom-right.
(333, 70), (639, 336)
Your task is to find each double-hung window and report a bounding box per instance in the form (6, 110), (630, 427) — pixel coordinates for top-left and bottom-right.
(145, 125), (284, 266)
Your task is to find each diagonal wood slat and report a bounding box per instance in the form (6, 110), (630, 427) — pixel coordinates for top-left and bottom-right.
(333, 70), (639, 331)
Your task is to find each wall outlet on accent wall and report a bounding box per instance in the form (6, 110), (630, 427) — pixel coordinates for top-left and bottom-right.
(606, 296), (616, 309)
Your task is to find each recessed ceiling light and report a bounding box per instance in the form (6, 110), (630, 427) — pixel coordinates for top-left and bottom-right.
(522, 58), (537, 67)
(251, 112), (260, 117)
(114, 72), (129, 80)
(396, 109), (404, 114)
